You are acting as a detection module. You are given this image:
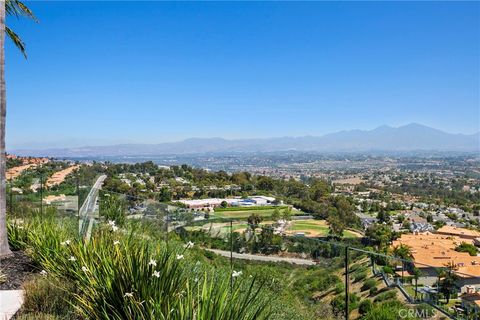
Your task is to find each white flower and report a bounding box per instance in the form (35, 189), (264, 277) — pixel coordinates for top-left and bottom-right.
(232, 270), (242, 278)
(176, 254), (184, 260)
(40, 270), (47, 276)
(81, 266), (89, 273)
(124, 292), (134, 298)
(194, 277), (199, 283)
(69, 256), (76, 261)
(148, 259), (157, 267)
(113, 240), (120, 245)
(60, 239), (71, 246)
(108, 220), (116, 226)
(183, 241), (194, 249)
(112, 225), (119, 232)
(153, 270), (160, 278)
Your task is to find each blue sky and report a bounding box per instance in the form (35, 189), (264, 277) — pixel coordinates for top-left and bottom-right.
(5, 1), (479, 149)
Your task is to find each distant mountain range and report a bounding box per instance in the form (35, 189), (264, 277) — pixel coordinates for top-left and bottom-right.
(10, 123), (480, 157)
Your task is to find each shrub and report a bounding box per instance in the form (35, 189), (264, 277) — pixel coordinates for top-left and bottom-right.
(359, 299), (373, 315)
(16, 313), (60, 320)
(369, 286), (378, 296)
(354, 270), (368, 282)
(455, 242), (478, 256)
(21, 276), (77, 319)
(334, 282), (344, 294)
(9, 218), (273, 320)
(374, 290), (397, 302)
(362, 300), (415, 320)
(330, 293), (360, 317)
(382, 265), (394, 274)
(361, 279), (376, 291)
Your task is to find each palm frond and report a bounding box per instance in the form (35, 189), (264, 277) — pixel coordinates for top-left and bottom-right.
(5, 26), (26, 58)
(5, 0), (37, 21)
(4, 0), (37, 58)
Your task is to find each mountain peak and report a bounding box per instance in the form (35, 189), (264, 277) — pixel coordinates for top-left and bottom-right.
(9, 123), (479, 157)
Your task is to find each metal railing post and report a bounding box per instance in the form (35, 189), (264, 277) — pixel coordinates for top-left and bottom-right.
(76, 172), (80, 219)
(39, 173), (43, 214)
(230, 219), (233, 292)
(8, 178), (12, 215)
(345, 245), (349, 320)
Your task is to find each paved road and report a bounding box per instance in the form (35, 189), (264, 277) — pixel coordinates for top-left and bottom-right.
(79, 175), (107, 237)
(79, 175), (106, 216)
(205, 248), (316, 266)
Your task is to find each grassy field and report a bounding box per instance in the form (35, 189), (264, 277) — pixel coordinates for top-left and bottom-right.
(214, 206), (303, 219)
(188, 219), (361, 239)
(287, 220), (360, 238)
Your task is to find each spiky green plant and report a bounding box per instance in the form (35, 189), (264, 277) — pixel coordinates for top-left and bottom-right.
(8, 212), (272, 320)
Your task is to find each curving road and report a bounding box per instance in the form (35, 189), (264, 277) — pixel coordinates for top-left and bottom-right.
(205, 248), (316, 266)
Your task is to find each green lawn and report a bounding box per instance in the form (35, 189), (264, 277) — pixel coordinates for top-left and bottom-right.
(214, 206), (303, 219)
(290, 222), (329, 233)
(289, 220), (360, 238)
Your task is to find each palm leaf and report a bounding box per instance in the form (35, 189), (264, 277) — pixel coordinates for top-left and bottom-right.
(5, 26), (26, 58)
(4, 0), (37, 58)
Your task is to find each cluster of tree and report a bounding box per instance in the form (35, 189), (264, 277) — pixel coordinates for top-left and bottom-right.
(101, 163), (361, 232)
(455, 242), (478, 256)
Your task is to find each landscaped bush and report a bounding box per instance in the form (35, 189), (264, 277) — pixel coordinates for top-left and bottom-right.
(16, 313), (60, 320)
(8, 213), (273, 320)
(293, 269), (341, 298)
(361, 278), (377, 291)
(330, 293), (359, 317)
(382, 265), (394, 274)
(334, 282), (344, 294)
(373, 290), (397, 303)
(21, 276), (77, 319)
(358, 299), (373, 315)
(362, 300), (415, 320)
(353, 270), (368, 282)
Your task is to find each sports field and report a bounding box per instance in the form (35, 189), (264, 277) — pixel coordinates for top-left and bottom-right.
(214, 206), (303, 219)
(286, 220), (360, 238)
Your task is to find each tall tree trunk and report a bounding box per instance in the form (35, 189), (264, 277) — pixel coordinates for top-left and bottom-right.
(0, 0), (12, 259)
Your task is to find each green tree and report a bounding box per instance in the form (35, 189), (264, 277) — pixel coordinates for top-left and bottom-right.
(412, 268), (422, 301)
(377, 209), (390, 224)
(438, 269), (459, 304)
(455, 242), (478, 256)
(282, 206), (292, 221)
(247, 213), (262, 232)
(157, 186), (172, 202)
(327, 214), (345, 238)
(365, 223), (395, 249)
(392, 244), (413, 282)
(271, 207), (280, 221)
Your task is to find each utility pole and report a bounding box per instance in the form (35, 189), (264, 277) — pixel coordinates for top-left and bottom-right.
(345, 246), (349, 320)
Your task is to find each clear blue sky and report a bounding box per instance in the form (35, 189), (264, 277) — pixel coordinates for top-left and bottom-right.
(5, 1), (479, 149)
